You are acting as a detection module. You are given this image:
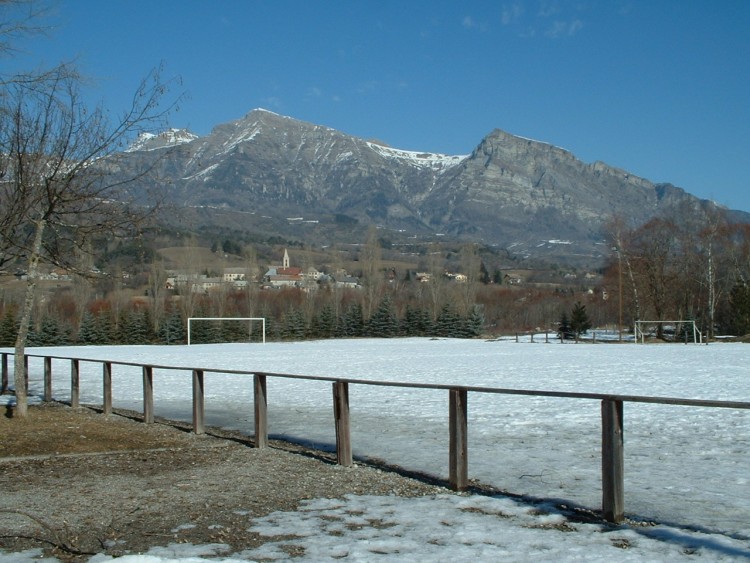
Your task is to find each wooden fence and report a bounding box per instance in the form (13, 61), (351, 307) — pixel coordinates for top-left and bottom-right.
(4, 351), (750, 524)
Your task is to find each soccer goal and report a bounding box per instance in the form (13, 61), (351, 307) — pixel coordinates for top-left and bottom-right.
(634, 320), (702, 344)
(187, 317), (266, 345)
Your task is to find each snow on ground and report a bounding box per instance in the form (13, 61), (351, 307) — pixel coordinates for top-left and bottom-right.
(2, 337), (750, 562)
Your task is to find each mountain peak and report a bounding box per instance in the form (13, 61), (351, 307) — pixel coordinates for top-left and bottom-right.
(126, 128), (198, 152)
(109, 109), (745, 270)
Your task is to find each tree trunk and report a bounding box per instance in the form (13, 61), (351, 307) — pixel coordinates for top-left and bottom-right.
(13, 219), (46, 417)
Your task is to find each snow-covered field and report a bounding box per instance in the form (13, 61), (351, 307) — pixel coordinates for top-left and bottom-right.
(2, 337), (749, 562)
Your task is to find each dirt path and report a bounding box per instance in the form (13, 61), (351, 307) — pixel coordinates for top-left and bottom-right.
(0, 402), (446, 561)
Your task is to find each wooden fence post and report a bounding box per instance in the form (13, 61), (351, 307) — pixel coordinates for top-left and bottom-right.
(142, 365), (154, 424)
(333, 380), (352, 467)
(253, 374), (268, 448)
(1, 353), (7, 394)
(602, 399), (624, 523)
(70, 359), (80, 409)
(43, 357), (52, 402)
(192, 369), (205, 435)
(449, 387), (469, 491)
(103, 362), (112, 415)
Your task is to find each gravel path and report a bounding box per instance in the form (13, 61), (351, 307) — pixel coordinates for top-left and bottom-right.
(0, 403), (447, 561)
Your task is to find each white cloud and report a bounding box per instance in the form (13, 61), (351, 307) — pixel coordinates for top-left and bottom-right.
(546, 18), (583, 38)
(356, 80), (379, 95)
(538, 1), (562, 18)
(462, 15), (476, 29)
(501, 2), (524, 25)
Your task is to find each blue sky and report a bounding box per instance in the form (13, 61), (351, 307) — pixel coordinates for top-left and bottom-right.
(7, 1), (750, 212)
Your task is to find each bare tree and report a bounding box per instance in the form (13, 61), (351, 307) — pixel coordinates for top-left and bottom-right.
(425, 243), (447, 321)
(605, 216), (641, 329)
(1, 23), (178, 415)
(360, 226), (382, 320)
(629, 218), (680, 338)
(457, 243), (480, 316)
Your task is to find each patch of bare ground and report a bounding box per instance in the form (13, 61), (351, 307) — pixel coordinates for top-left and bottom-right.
(0, 402), (446, 561)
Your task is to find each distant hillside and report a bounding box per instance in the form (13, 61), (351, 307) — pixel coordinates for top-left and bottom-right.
(107, 109), (746, 269)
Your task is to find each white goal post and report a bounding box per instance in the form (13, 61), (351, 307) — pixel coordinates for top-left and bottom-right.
(634, 320), (702, 344)
(187, 317), (266, 345)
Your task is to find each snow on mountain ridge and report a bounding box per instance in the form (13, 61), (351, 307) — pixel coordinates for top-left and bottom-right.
(366, 142), (467, 171)
(126, 128), (198, 152)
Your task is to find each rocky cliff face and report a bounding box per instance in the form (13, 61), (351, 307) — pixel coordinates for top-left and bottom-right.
(113, 109), (739, 266)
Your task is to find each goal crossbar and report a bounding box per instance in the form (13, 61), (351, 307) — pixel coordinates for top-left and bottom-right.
(634, 320), (702, 344)
(187, 317), (266, 345)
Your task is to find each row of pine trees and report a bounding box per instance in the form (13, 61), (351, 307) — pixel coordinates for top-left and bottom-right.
(0, 297), (485, 347)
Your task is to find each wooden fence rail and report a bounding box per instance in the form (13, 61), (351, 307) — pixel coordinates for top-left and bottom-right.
(5, 351), (750, 524)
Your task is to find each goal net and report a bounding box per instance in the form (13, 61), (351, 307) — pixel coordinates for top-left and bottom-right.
(187, 317), (266, 345)
(633, 320), (702, 344)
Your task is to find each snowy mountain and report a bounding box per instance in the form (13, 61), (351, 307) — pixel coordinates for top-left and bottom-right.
(126, 128), (198, 152)
(111, 109), (745, 267)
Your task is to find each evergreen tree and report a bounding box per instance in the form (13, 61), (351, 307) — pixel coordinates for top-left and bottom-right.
(77, 311), (100, 344)
(434, 304), (462, 337)
(0, 309), (18, 346)
(463, 305), (485, 338)
(479, 261), (490, 284)
(311, 304), (337, 339)
(121, 309), (151, 344)
(35, 316), (68, 346)
(366, 295), (397, 337)
(221, 319), (247, 343)
(81, 311), (114, 345)
(558, 312), (574, 340)
(281, 308), (306, 340)
(96, 311), (116, 344)
(25, 319), (41, 347)
(158, 311), (186, 344)
(729, 282), (750, 336)
(401, 305), (431, 336)
(190, 314), (222, 344)
(338, 303), (364, 337)
(569, 301), (592, 339)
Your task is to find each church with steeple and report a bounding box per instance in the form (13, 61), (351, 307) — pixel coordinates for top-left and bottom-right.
(262, 249), (304, 288)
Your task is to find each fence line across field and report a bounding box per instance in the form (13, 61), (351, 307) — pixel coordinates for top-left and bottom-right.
(4, 351), (750, 525)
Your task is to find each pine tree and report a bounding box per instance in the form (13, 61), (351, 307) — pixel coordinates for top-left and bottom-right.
(281, 308), (306, 340)
(221, 319), (247, 342)
(569, 301), (592, 340)
(463, 305), (485, 338)
(312, 304), (337, 339)
(400, 305), (431, 336)
(338, 303), (364, 337)
(77, 311), (100, 344)
(366, 295), (397, 337)
(191, 315), (222, 344)
(558, 312), (573, 340)
(0, 309), (18, 346)
(36, 316), (68, 346)
(158, 311), (186, 344)
(400, 305), (418, 336)
(729, 282), (750, 336)
(435, 304), (461, 337)
(124, 310), (150, 344)
(96, 311), (116, 344)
